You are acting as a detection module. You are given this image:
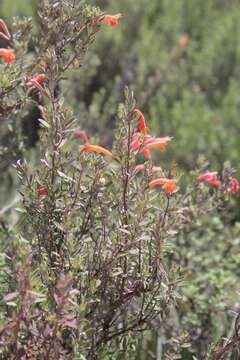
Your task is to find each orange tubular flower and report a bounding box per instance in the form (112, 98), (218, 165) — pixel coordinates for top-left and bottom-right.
(134, 109), (149, 133)
(80, 144), (113, 158)
(130, 134), (152, 158)
(0, 48), (15, 64)
(149, 178), (177, 193)
(0, 19), (11, 40)
(142, 136), (173, 153)
(28, 74), (46, 85)
(100, 13), (123, 28)
(26, 74), (46, 96)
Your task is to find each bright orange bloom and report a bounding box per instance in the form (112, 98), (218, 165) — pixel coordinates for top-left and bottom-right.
(100, 13), (123, 28)
(0, 48), (15, 64)
(80, 144), (113, 158)
(141, 136), (173, 153)
(130, 134), (172, 159)
(179, 35), (189, 47)
(30, 74), (46, 85)
(134, 109), (149, 133)
(74, 130), (89, 144)
(37, 187), (48, 196)
(149, 178), (177, 193)
(0, 19), (11, 40)
(130, 134), (152, 158)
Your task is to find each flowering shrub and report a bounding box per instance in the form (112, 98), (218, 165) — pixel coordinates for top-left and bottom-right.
(0, 1), (239, 359)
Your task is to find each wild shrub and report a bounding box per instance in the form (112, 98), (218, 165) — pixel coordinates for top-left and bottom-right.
(0, 1), (239, 359)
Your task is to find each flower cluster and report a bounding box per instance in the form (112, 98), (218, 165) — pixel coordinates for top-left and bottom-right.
(76, 106), (177, 194)
(66, 105), (240, 197)
(198, 171), (221, 189)
(198, 171), (239, 194)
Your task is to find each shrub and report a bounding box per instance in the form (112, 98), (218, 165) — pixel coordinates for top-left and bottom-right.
(0, 1), (239, 359)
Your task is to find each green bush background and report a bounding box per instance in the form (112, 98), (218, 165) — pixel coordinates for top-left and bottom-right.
(0, 0), (239, 358)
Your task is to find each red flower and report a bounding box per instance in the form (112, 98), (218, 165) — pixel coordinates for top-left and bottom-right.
(37, 187), (48, 196)
(0, 48), (15, 64)
(0, 19), (11, 41)
(141, 136), (172, 154)
(149, 178), (177, 193)
(28, 74), (46, 85)
(130, 134), (172, 159)
(133, 109), (149, 133)
(100, 13), (123, 28)
(74, 130), (89, 144)
(229, 177), (239, 194)
(26, 74), (46, 96)
(130, 133), (152, 158)
(197, 171), (222, 189)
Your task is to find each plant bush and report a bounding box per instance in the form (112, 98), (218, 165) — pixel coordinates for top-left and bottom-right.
(0, 1), (239, 359)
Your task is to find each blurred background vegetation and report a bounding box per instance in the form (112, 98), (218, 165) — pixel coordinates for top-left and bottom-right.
(0, 0), (239, 358)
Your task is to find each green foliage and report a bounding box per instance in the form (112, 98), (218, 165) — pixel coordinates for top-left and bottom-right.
(176, 214), (240, 355)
